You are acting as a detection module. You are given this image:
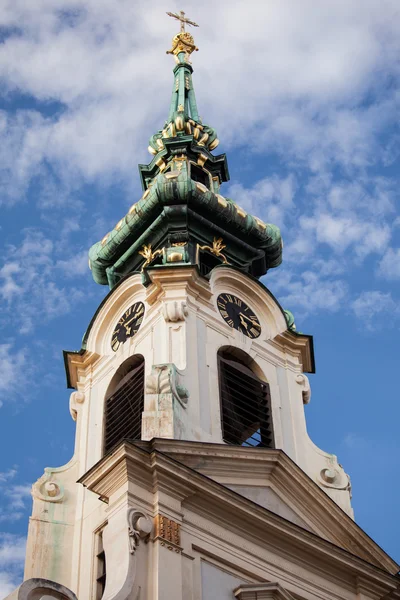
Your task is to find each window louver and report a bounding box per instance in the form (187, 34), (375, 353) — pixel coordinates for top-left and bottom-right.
(218, 355), (274, 448)
(104, 361), (144, 454)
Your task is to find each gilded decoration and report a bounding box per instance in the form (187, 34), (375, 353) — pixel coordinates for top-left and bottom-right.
(154, 514), (182, 552)
(139, 244), (164, 272)
(166, 11), (199, 57)
(198, 237), (229, 264)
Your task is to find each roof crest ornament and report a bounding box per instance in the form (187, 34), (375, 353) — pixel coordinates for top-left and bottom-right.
(166, 10), (199, 59)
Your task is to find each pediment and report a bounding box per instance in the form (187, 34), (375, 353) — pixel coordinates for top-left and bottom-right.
(143, 439), (397, 572)
(80, 439), (398, 575)
(226, 484), (313, 533)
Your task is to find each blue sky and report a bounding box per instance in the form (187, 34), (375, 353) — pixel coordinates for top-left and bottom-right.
(0, 0), (399, 595)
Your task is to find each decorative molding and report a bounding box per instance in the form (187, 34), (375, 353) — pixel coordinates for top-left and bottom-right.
(32, 473), (64, 504)
(318, 465), (352, 493)
(161, 300), (188, 322)
(69, 390), (85, 421)
(15, 578), (78, 600)
(145, 363), (189, 408)
(154, 514), (182, 553)
(127, 509), (152, 554)
(295, 374), (311, 404)
(145, 266), (213, 305)
(31, 456), (77, 504)
(234, 582), (297, 600)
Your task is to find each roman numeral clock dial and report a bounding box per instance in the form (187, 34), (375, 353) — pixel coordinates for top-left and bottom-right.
(217, 294), (261, 339)
(111, 302), (145, 351)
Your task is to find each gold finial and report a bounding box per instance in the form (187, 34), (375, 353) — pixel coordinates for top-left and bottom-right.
(166, 10), (199, 58)
(166, 10), (199, 33)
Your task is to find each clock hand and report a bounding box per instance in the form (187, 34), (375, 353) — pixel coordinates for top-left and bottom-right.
(239, 314), (248, 329)
(123, 308), (144, 329)
(239, 312), (261, 328)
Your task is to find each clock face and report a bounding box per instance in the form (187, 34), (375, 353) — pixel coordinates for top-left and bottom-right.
(217, 293), (261, 339)
(111, 302), (145, 352)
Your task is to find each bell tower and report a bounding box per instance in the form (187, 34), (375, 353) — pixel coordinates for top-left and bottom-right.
(10, 12), (399, 600)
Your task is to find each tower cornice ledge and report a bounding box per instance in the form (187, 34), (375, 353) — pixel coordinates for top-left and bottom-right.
(78, 440), (398, 578)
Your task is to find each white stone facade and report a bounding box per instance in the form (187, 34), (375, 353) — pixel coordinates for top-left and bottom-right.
(14, 266), (398, 600)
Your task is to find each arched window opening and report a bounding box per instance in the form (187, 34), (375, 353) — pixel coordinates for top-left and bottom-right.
(218, 349), (274, 448)
(104, 355), (145, 454)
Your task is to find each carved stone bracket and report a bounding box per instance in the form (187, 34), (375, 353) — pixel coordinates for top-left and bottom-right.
(161, 300), (188, 322)
(154, 514), (182, 553)
(145, 363), (189, 408)
(295, 374), (311, 404)
(127, 509), (152, 555)
(69, 390), (85, 421)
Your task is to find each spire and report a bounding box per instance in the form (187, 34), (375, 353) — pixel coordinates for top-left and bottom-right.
(147, 11), (219, 156)
(88, 11), (282, 288)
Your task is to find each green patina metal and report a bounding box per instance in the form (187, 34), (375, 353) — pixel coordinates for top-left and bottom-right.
(283, 309), (296, 331)
(88, 40), (283, 288)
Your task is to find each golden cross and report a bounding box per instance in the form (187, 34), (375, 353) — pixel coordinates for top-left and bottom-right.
(166, 10), (199, 33)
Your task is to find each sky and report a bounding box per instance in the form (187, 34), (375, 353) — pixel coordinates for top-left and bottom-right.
(0, 0), (399, 595)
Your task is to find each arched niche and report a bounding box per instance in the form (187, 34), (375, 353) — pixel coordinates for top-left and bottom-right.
(217, 347), (274, 449)
(103, 355), (145, 455)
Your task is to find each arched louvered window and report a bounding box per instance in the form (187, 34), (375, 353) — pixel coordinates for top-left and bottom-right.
(104, 356), (145, 454)
(218, 351), (274, 448)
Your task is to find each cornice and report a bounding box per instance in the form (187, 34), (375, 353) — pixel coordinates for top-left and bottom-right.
(273, 330), (315, 374)
(145, 440), (396, 573)
(145, 266), (213, 305)
(78, 440), (398, 583)
(63, 349), (101, 390)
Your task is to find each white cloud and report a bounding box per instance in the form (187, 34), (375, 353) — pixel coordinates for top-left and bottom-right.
(0, 1), (398, 204)
(266, 267), (348, 317)
(0, 534), (26, 599)
(227, 175), (296, 229)
(0, 470), (17, 484)
(351, 290), (397, 327)
(0, 345), (27, 400)
(0, 466), (32, 523)
(56, 249), (89, 278)
(0, 263), (22, 301)
(301, 213), (391, 258)
(378, 248), (400, 280)
(4, 485), (32, 512)
(0, 229), (91, 335)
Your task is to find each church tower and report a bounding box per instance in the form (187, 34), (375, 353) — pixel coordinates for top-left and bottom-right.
(8, 12), (399, 600)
